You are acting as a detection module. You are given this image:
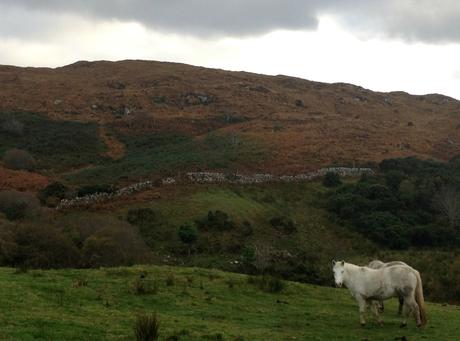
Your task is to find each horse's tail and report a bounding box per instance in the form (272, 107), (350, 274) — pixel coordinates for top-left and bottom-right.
(415, 271), (427, 326)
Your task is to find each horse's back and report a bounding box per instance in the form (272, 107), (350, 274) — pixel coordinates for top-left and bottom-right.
(368, 260), (385, 269)
(368, 260), (410, 270)
(383, 265), (418, 290)
(384, 261), (409, 268)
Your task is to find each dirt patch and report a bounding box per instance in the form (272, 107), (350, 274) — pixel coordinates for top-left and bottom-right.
(99, 126), (125, 160)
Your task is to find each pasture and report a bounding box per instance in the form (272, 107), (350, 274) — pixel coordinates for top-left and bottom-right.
(0, 265), (458, 340)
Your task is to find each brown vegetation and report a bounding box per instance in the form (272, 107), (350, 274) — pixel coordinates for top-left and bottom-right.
(0, 166), (48, 191)
(0, 60), (459, 178)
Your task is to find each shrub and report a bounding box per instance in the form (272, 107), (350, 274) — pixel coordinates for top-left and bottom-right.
(241, 220), (253, 236)
(3, 223), (80, 269)
(134, 313), (160, 341)
(269, 216), (297, 234)
(77, 184), (115, 197)
(3, 149), (36, 171)
(196, 210), (235, 231)
(38, 182), (69, 206)
(356, 212), (410, 249)
(322, 171), (342, 187)
(385, 170), (405, 192)
(127, 208), (156, 226)
(0, 190), (40, 220)
(81, 219), (150, 267)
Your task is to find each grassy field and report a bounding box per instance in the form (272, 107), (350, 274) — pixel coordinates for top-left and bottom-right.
(0, 265), (458, 340)
(51, 181), (457, 300)
(111, 182), (375, 281)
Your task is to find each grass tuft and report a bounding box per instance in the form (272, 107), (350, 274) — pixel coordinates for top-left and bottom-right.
(134, 312), (160, 341)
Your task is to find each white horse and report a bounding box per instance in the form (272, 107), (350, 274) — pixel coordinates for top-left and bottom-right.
(332, 260), (427, 327)
(367, 260), (410, 314)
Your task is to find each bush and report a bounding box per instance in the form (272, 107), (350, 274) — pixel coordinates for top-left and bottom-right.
(81, 219), (150, 267)
(127, 208), (156, 226)
(3, 149), (36, 171)
(356, 212), (409, 249)
(77, 184), (115, 197)
(38, 182), (69, 206)
(1, 223), (80, 269)
(322, 171), (342, 187)
(269, 216), (297, 234)
(241, 221), (253, 236)
(196, 210), (235, 231)
(134, 313), (160, 341)
(0, 190), (40, 220)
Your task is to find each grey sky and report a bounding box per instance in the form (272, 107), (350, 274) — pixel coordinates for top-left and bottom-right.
(2, 0), (460, 42)
(1, 1), (460, 99)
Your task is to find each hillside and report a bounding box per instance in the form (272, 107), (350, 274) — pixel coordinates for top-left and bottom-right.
(1, 265), (459, 340)
(1, 60), (460, 188)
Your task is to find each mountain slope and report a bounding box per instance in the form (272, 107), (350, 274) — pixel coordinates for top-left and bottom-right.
(1, 60), (460, 181)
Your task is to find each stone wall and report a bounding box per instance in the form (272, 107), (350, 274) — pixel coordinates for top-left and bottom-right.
(57, 167), (374, 209)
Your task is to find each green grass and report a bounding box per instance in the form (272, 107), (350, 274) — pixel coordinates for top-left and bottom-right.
(0, 112), (105, 171)
(0, 265), (458, 340)
(67, 132), (268, 185)
(110, 182), (374, 278)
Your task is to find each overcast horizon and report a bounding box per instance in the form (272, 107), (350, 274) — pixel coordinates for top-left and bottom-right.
(1, 1), (460, 99)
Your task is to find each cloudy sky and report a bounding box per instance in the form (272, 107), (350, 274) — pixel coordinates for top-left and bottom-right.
(1, 1), (460, 99)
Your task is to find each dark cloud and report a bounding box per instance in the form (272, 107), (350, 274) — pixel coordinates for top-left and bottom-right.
(1, 1), (321, 37)
(1, 1), (460, 43)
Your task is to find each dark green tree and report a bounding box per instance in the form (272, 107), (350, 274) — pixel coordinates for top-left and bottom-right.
(178, 223), (197, 256)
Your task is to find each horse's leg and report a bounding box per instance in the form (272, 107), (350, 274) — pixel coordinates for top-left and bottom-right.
(400, 297), (411, 328)
(398, 296), (404, 315)
(401, 291), (422, 327)
(400, 294), (421, 327)
(379, 300), (384, 313)
(369, 300), (383, 326)
(405, 295), (421, 327)
(356, 295), (367, 327)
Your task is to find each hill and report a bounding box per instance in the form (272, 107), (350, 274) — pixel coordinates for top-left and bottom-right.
(1, 265), (459, 340)
(1, 60), (460, 187)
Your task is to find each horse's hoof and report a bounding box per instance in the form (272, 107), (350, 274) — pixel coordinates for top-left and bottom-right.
(360, 323), (366, 328)
(416, 323), (422, 328)
(400, 322), (407, 328)
(378, 321), (384, 327)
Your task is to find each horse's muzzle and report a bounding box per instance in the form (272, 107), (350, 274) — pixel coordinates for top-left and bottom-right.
(335, 282), (343, 288)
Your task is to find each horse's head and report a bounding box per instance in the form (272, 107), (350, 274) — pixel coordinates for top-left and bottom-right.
(332, 260), (346, 288)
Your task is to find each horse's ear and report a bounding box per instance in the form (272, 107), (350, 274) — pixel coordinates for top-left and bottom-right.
(341, 261), (345, 266)
(332, 260), (336, 266)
